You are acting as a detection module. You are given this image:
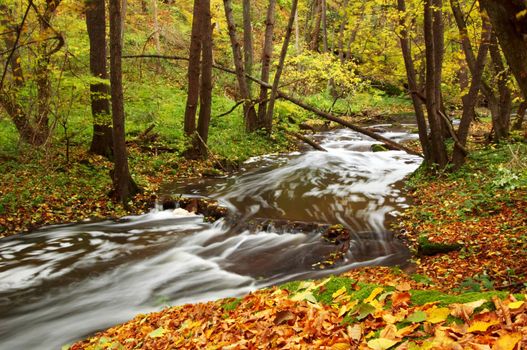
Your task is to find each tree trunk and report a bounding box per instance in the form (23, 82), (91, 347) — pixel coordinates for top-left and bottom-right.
(452, 17), (491, 169)
(196, 0), (213, 157)
(397, 0), (430, 160)
(242, 0), (254, 89)
(86, 0), (113, 158)
(479, 0), (527, 98)
(152, 0), (161, 52)
(424, 0), (448, 168)
(321, 0), (328, 52)
(109, 0), (139, 203)
(120, 0), (127, 47)
(310, 0), (322, 51)
(488, 33), (512, 141)
(294, 6), (299, 53)
(512, 101), (527, 130)
(264, 0), (299, 132)
(257, 0), (276, 127)
(223, 0), (257, 132)
(184, 0), (203, 135)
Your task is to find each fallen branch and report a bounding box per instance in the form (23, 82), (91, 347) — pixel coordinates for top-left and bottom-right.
(277, 93), (422, 156)
(285, 130), (327, 152)
(121, 54), (423, 157)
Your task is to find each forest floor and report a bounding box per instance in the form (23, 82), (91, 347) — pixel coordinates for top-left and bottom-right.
(68, 121), (527, 349)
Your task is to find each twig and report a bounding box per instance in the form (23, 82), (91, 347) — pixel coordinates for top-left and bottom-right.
(194, 132), (227, 172)
(214, 100), (244, 118)
(438, 109), (468, 155)
(0, 0), (32, 91)
(285, 130), (327, 152)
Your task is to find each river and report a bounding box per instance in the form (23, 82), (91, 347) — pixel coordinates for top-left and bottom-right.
(0, 125), (421, 349)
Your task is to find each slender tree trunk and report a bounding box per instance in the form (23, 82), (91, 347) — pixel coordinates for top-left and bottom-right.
(109, 0), (139, 203)
(424, 0), (448, 168)
(257, 0), (276, 127)
(120, 0), (127, 47)
(397, 0), (430, 160)
(196, 0), (213, 157)
(223, 0), (257, 131)
(452, 17), (491, 169)
(264, 0), (299, 132)
(337, 0), (349, 63)
(86, 0), (113, 158)
(184, 0), (203, 135)
(294, 6), (299, 53)
(512, 100), (527, 130)
(488, 33), (512, 141)
(0, 4), (39, 145)
(310, 0), (322, 51)
(242, 0), (254, 89)
(152, 0), (161, 52)
(321, 0), (328, 52)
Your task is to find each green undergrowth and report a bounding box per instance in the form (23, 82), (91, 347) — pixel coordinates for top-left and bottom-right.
(280, 276), (516, 307)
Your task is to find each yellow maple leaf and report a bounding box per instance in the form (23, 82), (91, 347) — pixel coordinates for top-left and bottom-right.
(367, 338), (398, 350)
(492, 332), (522, 350)
(468, 320), (499, 333)
(426, 307), (450, 324)
(331, 342), (351, 350)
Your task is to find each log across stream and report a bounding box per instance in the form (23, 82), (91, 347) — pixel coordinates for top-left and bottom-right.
(0, 125), (421, 349)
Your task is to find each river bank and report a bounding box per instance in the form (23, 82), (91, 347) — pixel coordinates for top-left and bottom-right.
(69, 123), (527, 349)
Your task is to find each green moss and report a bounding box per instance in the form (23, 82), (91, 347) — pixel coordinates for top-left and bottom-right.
(409, 290), (508, 306)
(221, 298), (242, 311)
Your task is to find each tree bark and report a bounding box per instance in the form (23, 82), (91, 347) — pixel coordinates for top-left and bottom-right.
(310, 0), (322, 51)
(488, 33), (512, 141)
(86, 0), (113, 158)
(109, 0), (139, 203)
(424, 0), (448, 168)
(264, 0), (299, 132)
(120, 0), (127, 47)
(184, 0), (203, 135)
(479, 0), (527, 98)
(321, 0), (328, 52)
(397, 0), (430, 160)
(257, 0), (276, 127)
(242, 0), (254, 89)
(452, 17), (491, 169)
(196, 0), (213, 157)
(152, 0), (161, 52)
(223, 0), (258, 132)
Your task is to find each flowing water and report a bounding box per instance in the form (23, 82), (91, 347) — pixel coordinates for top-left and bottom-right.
(0, 126), (421, 349)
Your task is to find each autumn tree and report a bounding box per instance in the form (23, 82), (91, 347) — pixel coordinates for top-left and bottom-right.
(223, 0), (258, 132)
(86, 0), (113, 158)
(109, 0), (139, 203)
(0, 0), (64, 146)
(183, 0), (214, 157)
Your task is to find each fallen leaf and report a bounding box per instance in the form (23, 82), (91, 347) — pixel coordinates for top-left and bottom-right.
(332, 342), (352, 350)
(332, 286), (347, 299)
(507, 300), (524, 310)
(348, 324), (362, 341)
(364, 287), (384, 303)
(405, 310), (427, 323)
(492, 332), (522, 350)
(274, 310), (295, 325)
(426, 307), (450, 324)
(467, 320), (499, 333)
(147, 327), (166, 338)
(367, 338), (398, 350)
(392, 292), (411, 308)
